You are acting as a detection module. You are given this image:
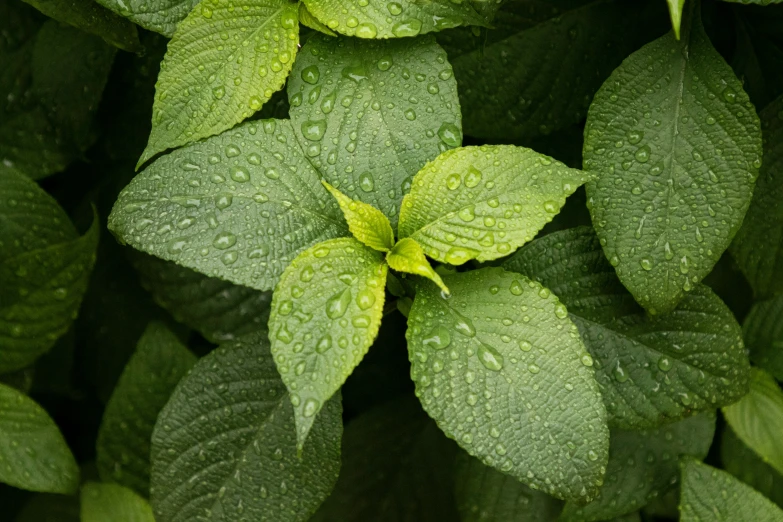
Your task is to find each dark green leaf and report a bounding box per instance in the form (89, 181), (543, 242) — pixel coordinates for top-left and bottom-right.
(15, 492), (80, 522)
(407, 267), (609, 501)
(288, 34), (462, 228)
(97, 322), (197, 496)
(94, 0), (200, 37)
(722, 425), (783, 508)
(742, 294), (783, 381)
(583, 3), (762, 314)
(504, 227), (750, 429)
(0, 383), (79, 493)
(151, 331), (342, 522)
(81, 482), (155, 522)
(731, 12), (783, 109)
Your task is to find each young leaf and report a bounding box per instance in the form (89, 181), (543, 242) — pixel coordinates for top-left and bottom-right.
(723, 368), (783, 475)
(679, 459), (783, 521)
(560, 413), (715, 522)
(269, 237), (387, 450)
(454, 451), (564, 522)
(138, 0), (299, 167)
(0, 383), (79, 493)
(94, 0), (200, 37)
(300, 0), (489, 39)
(743, 296), (783, 381)
(407, 267), (609, 501)
(310, 396), (459, 522)
(437, 0), (667, 141)
(109, 119), (348, 292)
(398, 145), (589, 265)
(82, 482), (155, 522)
(583, 2), (762, 315)
(504, 227), (750, 429)
(668, 0), (686, 39)
(22, 0), (141, 52)
(298, 2), (337, 36)
(1, 171), (99, 373)
(96, 322), (197, 496)
(386, 238), (449, 294)
(322, 181), (395, 252)
(722, 425), (783, 508)
(731, 95), (783, 298)
(288, 34), (462, 227)
(151, 331), (342, 522)
(131, 253), (272, 343)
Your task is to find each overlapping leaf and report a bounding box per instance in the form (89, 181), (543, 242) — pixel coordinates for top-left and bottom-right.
(81, 482), (155, 522)
(94, 0), (200, 37)
(407, 267), (609, 501)
(386, 238), (448, 294)
(323, 181), (395, 252)
(722, 425), (783, 508)
(584, 3), (762, 314)
(742, 295), (783, 381)
(504, 227), (750, 429)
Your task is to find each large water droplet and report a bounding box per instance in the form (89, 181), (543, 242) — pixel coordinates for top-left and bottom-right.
(301, 65), (320, 84)
(301, 120), (326, 141)
(477, 342), (504, 371)
(391, 19), (422, 37)
(325, 289), (351, 319)
(213, 232), (237, 250)
(437, 122), (462, 148)
(422, 326), (451, 350)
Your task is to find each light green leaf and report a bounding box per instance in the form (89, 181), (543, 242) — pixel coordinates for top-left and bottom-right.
(138, 0), (299, 167)
(722, 425), (783, 509)
(97, 322), (197, 496)
(310, 396), (459, 522)
(723, 368), (783, 475)
(386, 238), (448, 294)
(561, 413), (715, 522)
(398, 145), (589, 265)
(454, 451), (563, 522)
(322, 181), (395, 252)
(583, 3), (762, 315)
(288, 34), (462, 228)
(407, 267), (609, 501)
(270, 237), (387, 450)
(300, 0), (489, 39)
(743, 295), (783, 381)
(668, 0), (686, 39)
(436, 0), (668, 141)
(130, 253), (272, 343)
(298, 2), (337, 36)
(22, 0), (140, 52)
(0, 383), (79, 493)
(109, 119), (348, 292)
(679, 459), (783, 521)
(151, 331), (342, 522)
(94, 0), (200, 37)
(1, 170), (99, 373)
(81, 482), (155, 522)
(731, 95), (783, 298)
(504, 227), (750, 429)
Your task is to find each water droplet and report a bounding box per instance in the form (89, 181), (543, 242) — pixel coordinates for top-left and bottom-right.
(301, 120), (326, 141)
(316, 335), (332, 353)
(325, 289), (351, 319)
(356, 288), (376, 310)
(445, 246), (477, 265)
(213, 232), (237, 250)
(302, 398), (320, 417)
(404, 108), (416, 120)
(342, 64), (368, 82)
(509, 280), (524, 295)
(391, 19), (422, 37)
(722, 87), (736, 103)
(422, 326), (451, 350)
(477, 342), (504, 371)
(355, 22), (377, 38)
(301, 65), (320, 84)
(635, 145), (651, 163)
(387, 2), (402, 15)
(230, 166), (250, 183)
(581, 354), (594, 367)
(437, 123), (461, 148)
(640, 258), (653, 271)
(359, 172), (375, 192)
(464, 166), (482, 188)
(376, 56), (393, 71)
(658, 357), (672, 372)
(554, 303), (568, 319)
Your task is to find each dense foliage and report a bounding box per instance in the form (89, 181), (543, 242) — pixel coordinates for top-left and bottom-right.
(2, 0), (783, 520)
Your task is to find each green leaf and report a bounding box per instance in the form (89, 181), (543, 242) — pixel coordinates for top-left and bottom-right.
(1, 171), (99, 373)
(454, 451), (564, 522)
(504, 227), (750, 429)
(322, 181), (395, 252)
(298, 2), (337, 36)
(138, 0), (299, 167)
(288, 33), (462, 228)
(131, 253), (272, 343)
(723, 368), (783, 476)
(679, 459), (783, 521)
(269, 237), (387, 450)
(97, 322), (197, 496)
(583, 3), (762, 315)
(15, 492), (80, 522)
(731, 95), (783, 298)
(437, 0), (668, 141)
(109, 119), (348, 292)
(743, 295), (783, 381)
(668, 0), (686, 39)
(398, 145), (589, 265)
(310, 396), (459, 522)
(151, 331), (342, 521)
(22, 0), (140, 52)
(386, 238), (448, 294)
(81, 482), (155, 522)
(722, 425), (783, 508)
(407, 267), (609, 501)
(561, 413), (715, 522)
(0, 383), (79, 493)
(94, 0), (200, 37)
(300, 0), (489, 39)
